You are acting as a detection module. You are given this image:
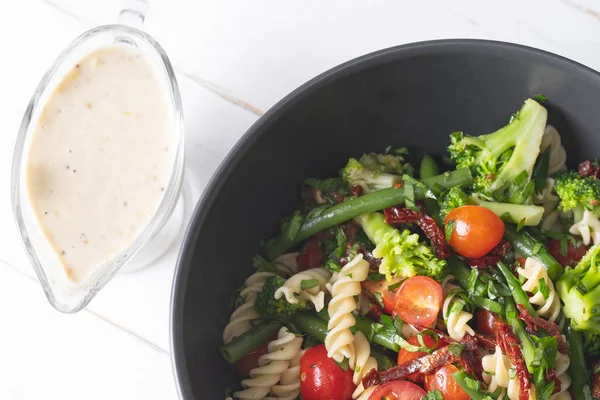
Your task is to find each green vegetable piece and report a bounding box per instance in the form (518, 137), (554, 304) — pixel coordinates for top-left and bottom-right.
(255, 275), (307, 318)
(504, 225), (563, 280)
(219, 320), (282, 364)
(420, 155), (440, 180)
(471, 195), (544, 226)
(355, 212), (446, 281)
(448, 99), (547, 204)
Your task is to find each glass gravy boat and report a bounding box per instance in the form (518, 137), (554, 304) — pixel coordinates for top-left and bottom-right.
(11, 1), (185, 313)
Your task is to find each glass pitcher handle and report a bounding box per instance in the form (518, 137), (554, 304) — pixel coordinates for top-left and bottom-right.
(118, 0), (148, 28)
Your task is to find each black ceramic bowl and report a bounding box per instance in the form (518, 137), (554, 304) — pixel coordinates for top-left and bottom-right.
(170, 39), (600, 399)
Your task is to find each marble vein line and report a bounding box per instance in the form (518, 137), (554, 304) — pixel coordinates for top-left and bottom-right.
(560, 0), (600, 21)
(0, 260), (170, 356)
(37, 0), (265, 116)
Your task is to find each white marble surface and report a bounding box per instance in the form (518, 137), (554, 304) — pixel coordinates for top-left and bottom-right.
(1, 0), (600, 398)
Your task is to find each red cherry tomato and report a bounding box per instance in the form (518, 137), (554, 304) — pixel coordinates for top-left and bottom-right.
(397, 334), (448, 383)
(445, 206), (505, 259)
(393, 276), (443, 326)
(368, 380), (427, 400)
(235, 342), (269, 377)
(424, 364), (470, 400)
(475, 308), (502, 336)
(361, 277), (404, 315)
(548, 237), (589, 267)
(298, 237), (323, 271)
(300, 344), (356, 400)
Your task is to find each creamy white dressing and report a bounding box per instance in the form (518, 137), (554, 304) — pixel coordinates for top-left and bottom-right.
(26, 45), (173, 282)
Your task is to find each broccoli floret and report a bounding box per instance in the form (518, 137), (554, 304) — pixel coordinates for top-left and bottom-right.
(448, 99), (547, 204)
(557, 245), (600, 333)
(583, 331), (600, 356)
(438, 187), (470, 219)
(342, 150), (414, 193)
(354, 212), (446, 281)
(554, 169), (600, 219)
(255, 275), (307, 318)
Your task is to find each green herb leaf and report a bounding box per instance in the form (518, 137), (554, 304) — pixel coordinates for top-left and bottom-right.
(421, 390), (444, 400)
(283, 211), (303, 242)
(517, 217), (526, 232)
(447, 343), (464, 356)
(388, 281), (403, 292)
(367, 272), (386, 281)
(533, 149), (551, 193)
(468, 268), (479, 297)
(533, 93), (549, 103)
(445, 220), (455, 243)
(538, 278), (550, 300)
(372, 291), (384, 309)
(464, 376), (481, 390)
(252, 255), (279, 274)
(405, 183), (416, 210)
(300, 279), (318, 290)
(508, 367), (516, 379)
(560, 236), (568, 257)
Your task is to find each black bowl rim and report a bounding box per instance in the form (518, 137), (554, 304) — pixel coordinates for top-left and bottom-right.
(169, 38), (600, 399)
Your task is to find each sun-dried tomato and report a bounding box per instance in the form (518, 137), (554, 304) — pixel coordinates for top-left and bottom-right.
(579, 160), (600, 179)
(496, 323), (531, 400)
(384, 205), (451, 259)
(351, 184), (364, 197)
(517, 304), (568, 354)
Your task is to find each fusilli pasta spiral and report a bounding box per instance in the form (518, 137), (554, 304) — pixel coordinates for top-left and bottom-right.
(356, 386), (378, 400)
(549, 350), (571, 400)
(517, 257), (561, 322)
(570, 210), (600, 246)
(351, 331), (378, 399)
(274, 267), (331, 312)
(441, 278), (474, 341)
(274, 252), (299, 276)
(541, 125), (567, 174)
(223, 271), (274, 344)
(268, 349), (305, 400)
(234, 327), (303, 399)
(534, 178), (561, 232)
(325, 254), (370, 362)
(482, 345), (520, 400)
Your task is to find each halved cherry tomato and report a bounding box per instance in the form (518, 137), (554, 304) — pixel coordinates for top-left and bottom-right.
(548, 237), (589, 267)
(235, 342), (269, 377)
(368, 380), (427, 400)
(298, 237), (323, 271)
(394, 276), (443, 326)
(424, 364), (470, 400)
(397, 334), (448, 383)
(475, 308), (502, 336)
(300, 344), (355, 400)
(445, 206), (505, 259)
(361, 277), (405, 315)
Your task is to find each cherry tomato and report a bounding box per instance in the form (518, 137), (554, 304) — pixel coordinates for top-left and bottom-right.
(397, 334), (448, 383)
(393, 276), (443, 326)
(368, 380), (427, 400)
(361, 277), (405, 315)
(424, 364), (470, 400)
(235, 342), (269, 377)
(548, 237), (589, 267)
(445, 206), (505, 259)
(475, 308), (502, 336)
(298, 237), (323, 271)
(300, 344), (356, 400)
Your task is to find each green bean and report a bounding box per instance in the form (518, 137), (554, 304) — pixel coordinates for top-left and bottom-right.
(497, 262), (537, 317)
(472, 296), (504, 314)
(446, 256), (486, 296)
(420, 155), (440, 179)
(504, 225), (563, 280)
(266, 168), (473, 260)
(219, 320), (282, 364)
(566, 325), (592, 400)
